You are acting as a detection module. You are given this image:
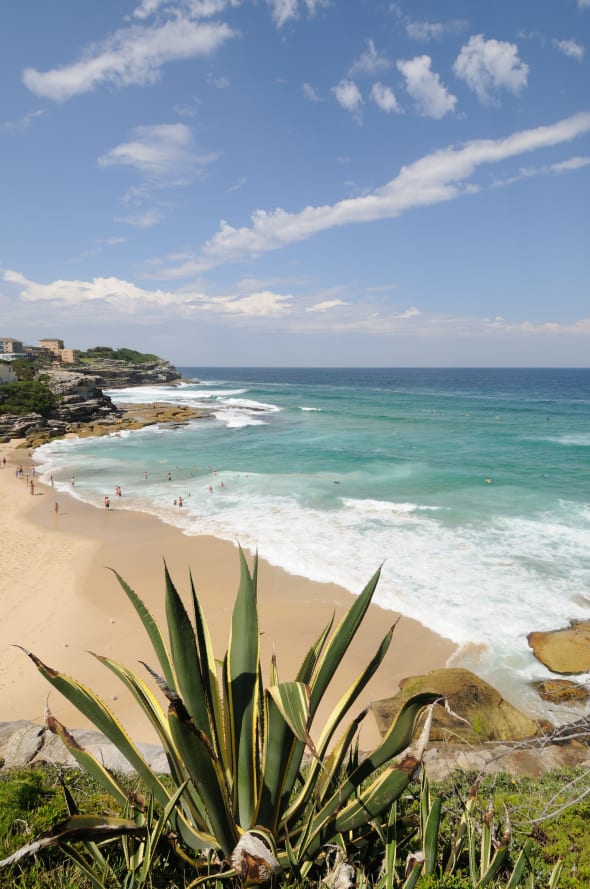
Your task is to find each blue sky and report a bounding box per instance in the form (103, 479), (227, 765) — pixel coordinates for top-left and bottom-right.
(1, 0), (589, 366)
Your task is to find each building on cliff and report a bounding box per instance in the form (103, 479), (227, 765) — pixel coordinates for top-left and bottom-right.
(0, 337), (25, 356)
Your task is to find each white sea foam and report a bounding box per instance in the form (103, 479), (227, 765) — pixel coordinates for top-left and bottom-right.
(545, 433), (590, 446)
(220, 397), (281, 413)
(106, 385), (246, 405)
(300, 406), (321, 411)
(213, 411), (267, 428)
(341, 498), (442, 515)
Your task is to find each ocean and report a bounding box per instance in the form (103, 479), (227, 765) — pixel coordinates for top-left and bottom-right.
(34, 367), (590, 718)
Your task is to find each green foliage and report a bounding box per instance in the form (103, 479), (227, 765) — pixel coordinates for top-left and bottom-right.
(0, 380), (58, 417)
(6, 551), (438, 885)
(1, 765), (587, 888)
(79, 347), (159, 364)
(9, 359), (38, 381)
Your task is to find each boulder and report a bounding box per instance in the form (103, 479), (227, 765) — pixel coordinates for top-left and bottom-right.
(528, 621), (590, 674)
(534, 678), (590, 704)
(371, 668), (541, 744)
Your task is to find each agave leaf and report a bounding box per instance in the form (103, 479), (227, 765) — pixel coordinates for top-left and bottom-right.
(423, 796), (441, 876)
(308, 566), (382, 716)
(0, 815), (146, 868)
(282, 707), (367, 826)
(315, 624), (395, 759)
(91, 653), (172, 745)
(189, 570), (228, 771)
(296, 616), (334, 684)
(504, 838), (534, 889)
(475, 844), (510, 888)
(256, 688), (299, 832)
(362, 692), (440, 773)
(267, 682), (311, 746)
(301, 766), (412, 860)
(280, 569), (383, 810)
(18, 648), (173, 810)
(168, 697), (237, 857)
(45, 711), (130, 809)
(110, 568), (176, 690)
(164, 563), (215, 745)
(136, 782), (189, 884)
(61, 842), (117, 889)
(226, 548), (260, 828)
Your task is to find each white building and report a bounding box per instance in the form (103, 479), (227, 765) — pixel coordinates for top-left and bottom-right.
(0, 362), (17, 384)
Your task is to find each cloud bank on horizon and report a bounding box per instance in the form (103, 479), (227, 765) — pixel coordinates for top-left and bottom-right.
(1, 0), (589, 365)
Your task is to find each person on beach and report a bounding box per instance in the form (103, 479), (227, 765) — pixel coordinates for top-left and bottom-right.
(115, 485), (121, 497)
(104, 496), (110, 510)
(167, 472), (172, 481)
(29, 480), (35, 495)
(54, 501), (59, 515)
(178, 495), (183, 507)
(71, 476), (75, 485)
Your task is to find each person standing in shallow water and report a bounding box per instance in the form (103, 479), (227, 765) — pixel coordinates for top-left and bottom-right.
(104, 496), (110, 510)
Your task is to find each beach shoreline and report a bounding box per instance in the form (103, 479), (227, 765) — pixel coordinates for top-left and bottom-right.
(0, 439), (457, 751)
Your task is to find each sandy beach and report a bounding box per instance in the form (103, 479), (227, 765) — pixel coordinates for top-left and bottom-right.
(0, 440), (457, 752)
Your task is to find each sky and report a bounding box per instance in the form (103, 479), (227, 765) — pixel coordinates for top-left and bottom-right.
(1, 0), (589, 367)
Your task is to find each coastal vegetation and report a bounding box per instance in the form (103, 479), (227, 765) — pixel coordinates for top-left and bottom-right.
(0, 379), (58, 417)
(78, 346), (161, 364)
(1, 763), (585, 887)
(2, 551), (584, 887)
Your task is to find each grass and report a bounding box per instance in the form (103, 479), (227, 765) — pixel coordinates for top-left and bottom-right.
(1, 764), (589, 888)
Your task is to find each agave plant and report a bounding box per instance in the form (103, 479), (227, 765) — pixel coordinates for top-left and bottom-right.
(4, 548), (439, 883)
(375, 772), (563, 889)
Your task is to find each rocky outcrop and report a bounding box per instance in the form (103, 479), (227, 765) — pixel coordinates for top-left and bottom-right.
(0, 721), (168, 775)
(371, 668), (542, 745)
(0, 360), (190, 445)
(2, 717), (589, 782)
(71, 358), (181, 389)
(534, 678), (590, 704)
(528, 620), (590, 674)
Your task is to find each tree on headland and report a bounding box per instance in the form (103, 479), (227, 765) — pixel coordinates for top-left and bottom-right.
(0, 380), (58, 417)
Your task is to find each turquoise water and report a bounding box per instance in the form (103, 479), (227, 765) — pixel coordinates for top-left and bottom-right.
(35, 368), (590, 716)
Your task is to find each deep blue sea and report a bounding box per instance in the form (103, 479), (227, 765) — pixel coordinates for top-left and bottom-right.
(35, 367), (590, 717)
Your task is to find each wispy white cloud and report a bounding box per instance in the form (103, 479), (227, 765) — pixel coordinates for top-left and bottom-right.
(306, 299), (349, 313)
(4, 266), (590, 340)
(23, 15), (236, 101)
(2, 109), (45, 133)
(553, 38), (585, 61)
(332, 79), (363, 118)
(98, 123), (217, 185)
(266, 0), (328, 28)
(302, 82), (322, 102)
(114, 208), (166, 228)
(453, 35), (528, 105)
(203, 290), (292, 315)
(2, 268), (293, 319)
(157, 112), (590, 274)
(370, 82), (401, 114)
(350, 39), (391, 75)
(578, 0), (590, 8)
(405, 19), (467, 41)
(397, 55), (457, 118)
(490, 154), (590, 188)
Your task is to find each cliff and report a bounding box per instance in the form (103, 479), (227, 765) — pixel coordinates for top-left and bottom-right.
(70, 356), (181, 389)
(0, 358), (192, 445)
